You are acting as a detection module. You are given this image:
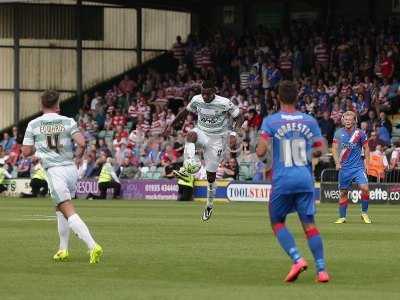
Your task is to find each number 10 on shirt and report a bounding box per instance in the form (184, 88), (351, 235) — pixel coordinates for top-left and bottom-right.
(281, 138), (307, 167)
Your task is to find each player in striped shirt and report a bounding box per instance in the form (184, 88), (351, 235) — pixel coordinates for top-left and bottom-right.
(332, 111), (372, 224)
(22, 90), (103, 263)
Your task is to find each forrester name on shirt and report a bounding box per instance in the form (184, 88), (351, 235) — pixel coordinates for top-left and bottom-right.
(274, 121), (314, 140)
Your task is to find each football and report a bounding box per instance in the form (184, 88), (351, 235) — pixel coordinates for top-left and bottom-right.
(183, 156), (201, 174)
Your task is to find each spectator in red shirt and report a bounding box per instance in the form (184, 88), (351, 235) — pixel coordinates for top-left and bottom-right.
(114, 125), (129, 144)
(161, 144), (178, 167)
(112, 110), (126, 128)
(380, 51), (394, 79)
(247, 109), (262, 129)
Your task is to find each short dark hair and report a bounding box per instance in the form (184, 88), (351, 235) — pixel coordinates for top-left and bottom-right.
(41, 90), (59, 109)
(278, 80), (298, 105)
(202, 80), (215, 89)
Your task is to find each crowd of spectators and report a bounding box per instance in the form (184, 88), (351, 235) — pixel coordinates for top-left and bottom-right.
(1, 18), (400, 182)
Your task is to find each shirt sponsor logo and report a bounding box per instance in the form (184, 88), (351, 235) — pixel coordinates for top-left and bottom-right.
(200, 115), (220, 125)
(341, 142), (357, 149)
(281, 114), (303, 120)
(199, 108), (216, 115)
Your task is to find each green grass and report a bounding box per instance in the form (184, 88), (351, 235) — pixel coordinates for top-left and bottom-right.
(1, 198), (400, 300)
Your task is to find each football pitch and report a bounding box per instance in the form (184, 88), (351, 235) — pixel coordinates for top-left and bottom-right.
(1, 198), (400, 300)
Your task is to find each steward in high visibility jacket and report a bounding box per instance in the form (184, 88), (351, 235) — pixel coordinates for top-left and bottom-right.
(177, 173), (194, 201)
(367, 146), (388, 181)
(21, 158), (48, 197)
(87, 158), (121, 199)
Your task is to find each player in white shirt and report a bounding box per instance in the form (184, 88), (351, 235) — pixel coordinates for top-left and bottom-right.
(22, 90), (103, 264)
(164, 80), (244, 221)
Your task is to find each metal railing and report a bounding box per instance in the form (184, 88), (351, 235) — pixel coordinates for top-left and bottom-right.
(321, 168), (400, 184)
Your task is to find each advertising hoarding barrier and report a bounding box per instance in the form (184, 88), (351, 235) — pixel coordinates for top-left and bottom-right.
(320, 169), (400, 204)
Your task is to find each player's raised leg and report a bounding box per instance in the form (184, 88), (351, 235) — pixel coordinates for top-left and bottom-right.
(174, 131), (198, 178)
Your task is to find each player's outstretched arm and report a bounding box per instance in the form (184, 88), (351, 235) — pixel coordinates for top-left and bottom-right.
(163, 108), (189, 136)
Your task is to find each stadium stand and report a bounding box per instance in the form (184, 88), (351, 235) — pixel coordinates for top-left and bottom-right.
(1, 19), (400, 181)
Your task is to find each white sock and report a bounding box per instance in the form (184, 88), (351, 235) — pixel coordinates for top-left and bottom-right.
(207, 181), (217, 207)
(67, 214), (96, 250)
(56, 211), (70, 250)
(184, 142), (195, 161)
